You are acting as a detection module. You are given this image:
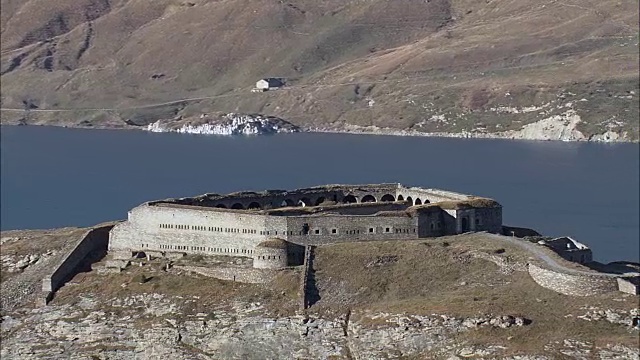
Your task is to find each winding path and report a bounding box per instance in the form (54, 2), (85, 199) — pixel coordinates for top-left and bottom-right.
(483, 233), (627, 278)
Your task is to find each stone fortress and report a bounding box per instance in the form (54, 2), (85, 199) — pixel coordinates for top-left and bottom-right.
(108, 183), (503, 269)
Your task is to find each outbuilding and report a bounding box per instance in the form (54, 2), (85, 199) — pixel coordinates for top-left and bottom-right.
(255, 78), (284, 91)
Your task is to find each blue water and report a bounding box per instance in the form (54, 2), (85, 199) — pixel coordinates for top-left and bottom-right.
(1, 125), (638, 263)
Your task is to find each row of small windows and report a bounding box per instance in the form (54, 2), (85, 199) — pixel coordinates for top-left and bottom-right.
(158, 223), (451, 236)
(305, 227), (416, 235)
(159, 224), (258, 234)
(146, 243), (254, 254)
(257, 256), (282, 260)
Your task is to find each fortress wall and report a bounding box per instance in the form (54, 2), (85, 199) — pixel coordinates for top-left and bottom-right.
(42, 224), (113, 303)
(397, 187), (469, 204)
(265, 215), (289, 240)
(476, 207), (503, 233)
(454, 207), (503, 233)
(285, 214), (418, 246)
(528, 264), (619, 296)
(443, 210), (458, 234)
(109, 205), (275, 256)
(416, 211), (446, 237)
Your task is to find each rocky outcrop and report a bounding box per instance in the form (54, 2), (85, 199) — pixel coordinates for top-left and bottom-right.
(2, 295), (636, 360)
(146, 113), (300, 136)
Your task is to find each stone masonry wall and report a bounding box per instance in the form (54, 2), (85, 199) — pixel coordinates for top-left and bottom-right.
(285, 214), (419, 246)
(110, 205), (276, 256)
(42, 224), (113, 304)
(396, 187), (469, 205)
(617, 278), (640, 295)
(176, 265), (277, 284)
(528, 264), (619, 296)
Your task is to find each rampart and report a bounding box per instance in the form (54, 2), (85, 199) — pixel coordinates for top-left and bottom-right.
(42, 224), (114, 304)
(108, 183), (503, 268)
(527, 264), (619, 296)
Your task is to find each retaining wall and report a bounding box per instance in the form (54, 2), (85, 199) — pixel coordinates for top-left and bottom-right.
(177, 265), (277, 284)
(41, 224), (113, 304)
(617, 277), (640, 295)
(528, 264), (619, 296)
(300, 246), (315, 310)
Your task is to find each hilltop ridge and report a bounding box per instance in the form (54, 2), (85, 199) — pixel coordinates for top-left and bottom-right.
(1, 0), (638, 141)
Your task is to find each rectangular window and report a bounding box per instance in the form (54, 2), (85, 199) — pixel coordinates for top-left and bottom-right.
(331, 228), (338, 234)
(369, 227), (374, 233)
(314, 229), (320, 235)
(385, 227), (390, 233)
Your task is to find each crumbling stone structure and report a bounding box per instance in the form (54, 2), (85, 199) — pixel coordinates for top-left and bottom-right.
(108, 183), (503, 269)
(537, 236), (593, 264)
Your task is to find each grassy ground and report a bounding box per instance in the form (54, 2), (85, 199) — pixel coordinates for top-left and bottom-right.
(310, 234), (639, 353)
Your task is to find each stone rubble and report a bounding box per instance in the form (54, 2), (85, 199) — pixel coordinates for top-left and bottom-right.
(1, 251), (55, 273)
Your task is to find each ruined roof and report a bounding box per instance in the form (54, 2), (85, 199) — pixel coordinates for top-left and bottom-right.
(411, 197), (501, 211)
(263, 201), (407, 216)
(257, 238), (289, 249)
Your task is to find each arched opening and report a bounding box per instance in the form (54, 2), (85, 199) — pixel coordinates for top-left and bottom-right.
(380, 194), (395, 202)
(343, 195), (358, 203)
(247, 202), (261, 209)
(415, 198), (422, 205)
(298, 197), (311, 207)
(397, 195), (404, 201)
(406, 196), (413, 205)
(361, 195), (376, 203)
(424, 199), (430, 204)
(215, 204), (227, 208)
(281, 199), (295, 207)
(314, 197), (326, 206)
(231, 203), (244, 209)
(461, 217), (469, 232)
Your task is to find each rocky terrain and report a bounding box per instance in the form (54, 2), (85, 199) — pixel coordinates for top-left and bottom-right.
(1, 0), (638, 141)
(1, 229), (639, 359)
(146, 113), (300, 135)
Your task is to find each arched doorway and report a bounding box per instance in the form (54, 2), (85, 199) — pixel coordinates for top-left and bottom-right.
(415, 198), (422, 205)
(247, 202), (261, 209)
(380, 194), (395, 202)
(281, 199), (295, 207)
(343, 195), (358, 203)
(361, 195), (376, 203)
(231, 203), (244, 209)
(461, 217), (469, 232)
(397, 195), (404, 201)
(406, 196), (413, 205)
(298, 197), (311, 207)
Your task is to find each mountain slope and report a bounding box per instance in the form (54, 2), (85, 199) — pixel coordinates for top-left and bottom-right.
(1, 0), (638, 140)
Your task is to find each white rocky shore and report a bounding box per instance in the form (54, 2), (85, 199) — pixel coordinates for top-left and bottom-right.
(146, 113), (300, 136)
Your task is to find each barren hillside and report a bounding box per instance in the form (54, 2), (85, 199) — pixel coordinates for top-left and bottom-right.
(1, 0), (638, 141)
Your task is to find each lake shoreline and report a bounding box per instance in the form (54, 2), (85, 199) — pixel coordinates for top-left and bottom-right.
(2, 122), (638, 144)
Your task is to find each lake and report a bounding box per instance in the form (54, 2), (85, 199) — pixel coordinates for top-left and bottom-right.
(1, 125), (638, 263)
